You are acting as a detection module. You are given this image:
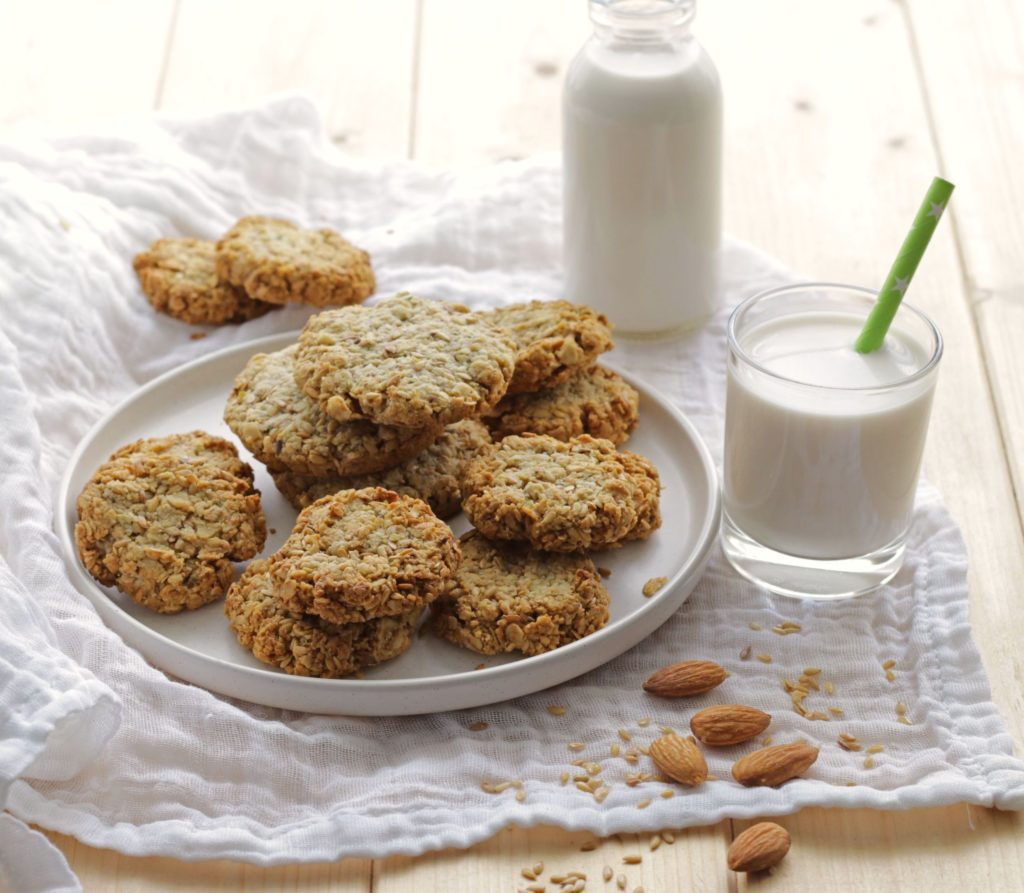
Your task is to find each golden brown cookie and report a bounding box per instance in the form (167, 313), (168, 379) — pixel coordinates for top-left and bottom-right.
(224, 346), (441, 477)
(75, 432), (266, 613)
(461, 434), (661, 552)
(133, 238), (274, 325)
(293, 293), (517, 428)
(269, 487), (461, 624)
(270, 419), (491, 519)
(485, 300), (613, 395)
(215, 215), (375, 307)
(225, 559), (421, 678)
(486, 365), (639, 445)
(431, 531), (610, 656)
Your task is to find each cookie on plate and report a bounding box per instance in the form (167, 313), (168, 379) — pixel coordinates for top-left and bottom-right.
(431, 531), (610, 656)
(226, 559), (421, 678)
(461, 433), (661, 552)
(75, 432), (266, 613)
(133, 237), (275, 325)
(215, 215), (375, 307)
(224, 346), (440, 477)
(270, 419), (491, 519)
(270, 487), (461, 624)
(485, 300), (613, 395)
(293, 293), (517, 429)
(486, 365), (639, 446)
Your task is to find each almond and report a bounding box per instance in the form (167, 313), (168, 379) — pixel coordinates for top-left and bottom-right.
(642, 660), (727, 698)
(649, 733), (708, 786)
(731, 741), (819, 787)
(690, 704), (771, 746)
(727, 822), (791, 872)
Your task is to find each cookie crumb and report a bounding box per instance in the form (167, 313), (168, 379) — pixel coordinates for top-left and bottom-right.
(642, 576), (668, 597)
(190, 331), (207, 341)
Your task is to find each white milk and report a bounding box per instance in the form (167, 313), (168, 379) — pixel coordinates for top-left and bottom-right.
(563, 0), (722, 335)
(724, 311), (937, 560)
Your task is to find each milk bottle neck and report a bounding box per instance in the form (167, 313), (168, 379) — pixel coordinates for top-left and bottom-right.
(588, 0), (696, 45)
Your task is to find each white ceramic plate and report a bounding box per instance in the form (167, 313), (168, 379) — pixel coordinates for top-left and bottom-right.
(57, 334), (720, 716)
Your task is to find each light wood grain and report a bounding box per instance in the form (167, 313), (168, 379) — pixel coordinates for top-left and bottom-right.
(905, 0), (1024, 524)
(375, 824), (731, 893)
(0, 0), (174, 128)
(9, 0), (1024, 889)
(734, 806), (1024, 892)
(412, 0), (587, 164)
(159, 0), (418, 158)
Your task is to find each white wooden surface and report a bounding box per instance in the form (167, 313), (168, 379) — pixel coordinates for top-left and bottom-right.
(3, 1), (1023, 890)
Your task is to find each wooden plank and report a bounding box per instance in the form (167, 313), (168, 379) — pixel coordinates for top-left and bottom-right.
(158, 0), (417, 158)
(904, 0), (1024, 522)
(374, 824), (731, 893)
(734, 806), (1024, 892)
(412, 0), (587, 164)
(0, 1), (174, 127)
(42, 829), (372, 893)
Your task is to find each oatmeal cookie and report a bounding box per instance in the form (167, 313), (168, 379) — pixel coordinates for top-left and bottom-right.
(461, 434), (661, 552)
(225, 346), (440, 477)
(485, 300), (613, 395)
(270, 419), (491, 519)
(226, 559), (420, 678)
(431, 530), (610, 656)
(215, 216), (375, 307)
(133, 238), (274, 325)
(294, 293), (517, 428)
(75, 432), (266, 613)
(486, 365), (639, 445)
(270, 487), (460, 624)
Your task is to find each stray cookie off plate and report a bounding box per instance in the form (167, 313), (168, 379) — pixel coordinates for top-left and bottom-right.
(57, 333), (719, 714)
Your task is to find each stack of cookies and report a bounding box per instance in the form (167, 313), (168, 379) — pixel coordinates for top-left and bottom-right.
(478, 300), (641, 446)
(218, 291), (664, 673)
(225, 487), (460, 678)
(224, 293), (513, 518)
(133, 215), (375, 325)
(75, 432), (266, 613)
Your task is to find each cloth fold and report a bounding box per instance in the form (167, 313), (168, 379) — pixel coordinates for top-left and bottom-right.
(0, 96), (1021, 889)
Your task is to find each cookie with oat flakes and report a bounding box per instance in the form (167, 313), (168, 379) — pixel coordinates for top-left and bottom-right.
(431, 530), (610, 656)
(269, 487), (461, 624)
(75, 432), (266, 613)
(484, 300), (613, 395)
(460, 433), (661, 552)
(269, 419), (491, 519)
(226, 559), (420, 678)
(293, 293), (517, 429)
(224, 346), (440, 477)
(133, 238), (274, 325)
(485, 365), (639, 446)
(215, 216), (375, 307)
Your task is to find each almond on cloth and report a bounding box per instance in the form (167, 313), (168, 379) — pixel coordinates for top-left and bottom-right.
(690, 704), (771, 746)
(649, 733), (708, 786)
(727, 822), (792, 872)
(731, 741), (819, 787)
(642, 659), (727, 698)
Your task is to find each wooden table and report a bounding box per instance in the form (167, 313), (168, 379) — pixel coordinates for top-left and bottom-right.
(5, 1), (1023, 889)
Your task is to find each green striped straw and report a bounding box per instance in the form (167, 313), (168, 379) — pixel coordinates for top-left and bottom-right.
(854, 176), (955, 353)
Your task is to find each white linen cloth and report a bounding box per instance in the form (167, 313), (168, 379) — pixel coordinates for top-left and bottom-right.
(1, 96), (1022, 890)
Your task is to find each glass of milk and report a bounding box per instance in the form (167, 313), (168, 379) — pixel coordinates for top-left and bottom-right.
(722, 283), (942, 599)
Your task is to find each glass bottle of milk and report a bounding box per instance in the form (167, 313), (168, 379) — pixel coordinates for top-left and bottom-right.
(563, 0), (722, 336)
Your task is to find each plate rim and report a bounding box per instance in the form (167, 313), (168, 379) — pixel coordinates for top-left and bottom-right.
(56, 332), (721, 707)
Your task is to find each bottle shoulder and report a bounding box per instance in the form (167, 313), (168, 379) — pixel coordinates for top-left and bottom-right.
(565, 36), (721, 115)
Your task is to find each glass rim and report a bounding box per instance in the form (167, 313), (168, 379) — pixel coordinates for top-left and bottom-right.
(727, 281), (944, 393)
